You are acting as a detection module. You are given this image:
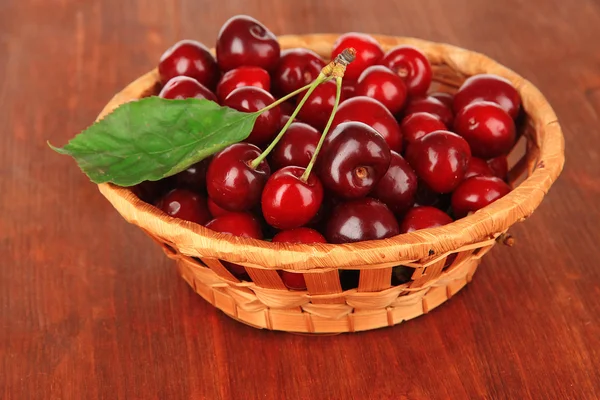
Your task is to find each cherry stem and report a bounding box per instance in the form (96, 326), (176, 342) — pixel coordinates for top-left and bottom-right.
(254, 79), (329, 115)
(249, 73), (329, 170)
(300, 76), (343, 182)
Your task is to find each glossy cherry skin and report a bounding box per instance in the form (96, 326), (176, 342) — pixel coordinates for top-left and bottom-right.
(325, 198), (399, 244)
(223, 87), (282, 147)
(216, 66), (270, 102)
(382, 45), (432, 97)
(297, 80), (346, 131)
(454, 101), (516, 159)
(273, 48), (326, 96)
(261, 166), (323, 230)
(216, 15), (280, 72)
(158, 40), (219, 89)
(399, 206), (453, 233)
(331, 96), (403, 153)
(451, 176), (511, 218)
(159, 76), (218, 102)
(405, 130), (471, 194)
(270, 122), (320, 170)
(206, 143), (270, 211)
(454, 74), (521, 119)
(370, 151), (418, 216)
(428, 92), (454, 109)
(272, 228), (327, 290)
(132, 178), (173, 204)
(205, 212), (263, 279)
(487, 155), (509, 180)
(404, 96), (454, 127)
(207, 197), (231, 218)
(156, 189), (211, 225)
(320, 122), (391, 199)
(400, 112), (446, 145)
(174, 157), (212, 193)
(342, 81), (356, 99)
(331, 33), (384, 81)
(355, 66), (408, 114)
(465, 157), (495, 179)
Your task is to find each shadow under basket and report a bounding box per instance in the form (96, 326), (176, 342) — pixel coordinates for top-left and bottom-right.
(95, 34), (565, 334)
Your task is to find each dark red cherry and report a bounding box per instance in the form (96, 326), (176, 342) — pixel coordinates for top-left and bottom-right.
(331, 33), (384, 81)
(428, 92), (454, 109)
(159, 76), (218, 102)
(132, 178), (173, 204)
(157, 189), (211, 225)
(320, 122), (391, 199)
(158, 40), (219, 89)
(370, 151), (418, 216)
(400, 112), (446, 145)
(453, 74), (521, 119)
(465, 157), (495, 179)
(223, 87), (282, 147)
(399, 206), (453, 233)
(487, 156), (509, 180)
(273, 48), (326, 96)
(414, 181), (451, 210)
(261, 166), (323, 230)
(216, 15), (280, 72)
(216, 66), (270, 102)
(342, 81), (356, 99)
(382, 45), (432, 97)
(270, 122), (320, 170)
(454, 101), (516, 159)
(297, 80), (346, 131)
(355, 65), (408, 114)
(451, 176), (511, 218)
(405, 130), (471, 193)
(325, 198), (399, 243)
(331, 96), (403, 153)
(404, 96), (454, 127)
(207, 197), (231, 218)
(174, 157), (212, 193)
(206, 143), (270, 211)
(273, 228), (327, 290)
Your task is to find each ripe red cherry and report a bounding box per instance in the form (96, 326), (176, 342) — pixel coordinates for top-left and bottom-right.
(487, 156), (509, 180)
(159, 76), (218, 102)
(382, 45), (432, 97)
(216, 15), (280, 72)
(325, 198), (399, 243)
(454, 74), (521, 118)
(370, 151), (418, 216)
(342, 81), (356, 99)
(405, 130), (471, 193)
(206, 143), (270, 211)
(216, 66), (270, 102)
(174, 157), (212, 193)
(207, 197), (230, 218)
(331, 33), (384, 81)
(270, 122), (320, 170)
(320, 122), (391, 199)
(414, 181), (451, 210)
(223, 87), (282, 147)
(454, 101), (516, 159)
(400, 112), (446, 145)
(355, 66), (408, 114)
(158, 40), (219, 89)
(399, 206), (453, 233)
(465, 157), (495, 179)
(331, 96), (403, 153)
(157, 189), (211, 225)
(132, 179), (173, 204)
(205, 212), (263, 279)
(273, 228), (327, 290)
(428, 92), (454, 109)
(297, 80), (346, 131)
(451, 176), (511, 218)
(273, 48), (326, 96)
(261, 166), (323, 230)
(404, 96), (454, 127)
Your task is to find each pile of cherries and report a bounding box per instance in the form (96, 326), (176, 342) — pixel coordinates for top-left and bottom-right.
(135, 15), (519, 289)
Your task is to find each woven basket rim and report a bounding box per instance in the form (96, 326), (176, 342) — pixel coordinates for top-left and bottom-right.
(95, 34), (565, 270)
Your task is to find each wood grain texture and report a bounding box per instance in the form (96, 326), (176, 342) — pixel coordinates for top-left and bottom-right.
(0, 0), (599, 399)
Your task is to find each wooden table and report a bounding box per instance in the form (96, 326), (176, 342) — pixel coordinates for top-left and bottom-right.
(2, 0), (599, 398)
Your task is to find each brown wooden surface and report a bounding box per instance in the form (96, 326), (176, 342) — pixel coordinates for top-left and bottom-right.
(1, 0), (599, 399)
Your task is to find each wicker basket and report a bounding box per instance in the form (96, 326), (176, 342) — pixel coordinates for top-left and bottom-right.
(95, 34), (564, 333)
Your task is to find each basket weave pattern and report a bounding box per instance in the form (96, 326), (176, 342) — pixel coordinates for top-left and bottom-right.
(96, 35), (564, 333)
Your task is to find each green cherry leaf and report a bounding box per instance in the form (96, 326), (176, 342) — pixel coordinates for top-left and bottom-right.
(48, 96), (259, 186)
